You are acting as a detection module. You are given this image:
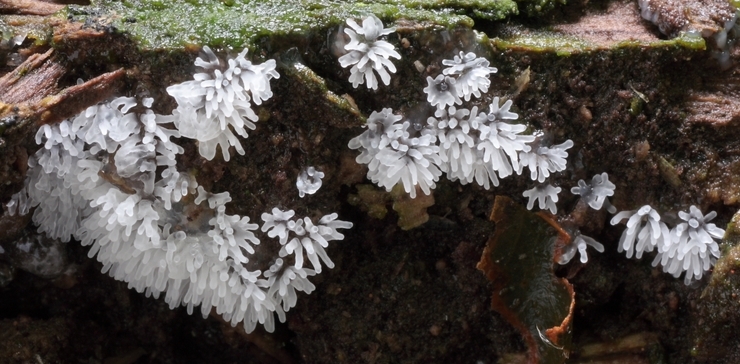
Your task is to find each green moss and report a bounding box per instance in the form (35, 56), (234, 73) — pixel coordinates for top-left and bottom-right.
(671, 31), (707, 51)
(722, 210), (740, 247)
(492, 28), (707, 55)
(629, 96), (644, 116)
(515, 0), (565, 17)
(492, 30), (594, 55)
(82, 0), (522, 50)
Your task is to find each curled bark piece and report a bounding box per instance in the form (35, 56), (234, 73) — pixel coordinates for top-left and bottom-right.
(0, 49), (62, 104)
(477, 196), (575, 364)
(0, 49), (125, 136)
(52, 21), (107, 44)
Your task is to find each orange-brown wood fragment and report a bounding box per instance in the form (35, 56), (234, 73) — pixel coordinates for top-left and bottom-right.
(0, 48), (125, 135)
(0, 48), (62, 104)
(52, 21), (107, 43)
(536, 211), (572, 265)
(479, 197), (541, 363)
(477, 233), (540, 364)
(0, 0), (64, 16)
(34, 67), (125, 125)
(545, 282), (575, 347)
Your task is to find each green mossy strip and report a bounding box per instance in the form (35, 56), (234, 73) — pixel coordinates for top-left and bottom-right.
(83, 0), (523, 50)
(493, 29), (706, 55)
(279, 49), (363, 128)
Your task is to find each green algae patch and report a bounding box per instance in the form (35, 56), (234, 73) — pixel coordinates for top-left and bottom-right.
(670, 31), (707, 51)
(515, 0), (566, 17)
(477, 196), (574, 363)
(492, 29), (594, 56)
(492, 28), (706, 55)
(82, 0), (517, 50)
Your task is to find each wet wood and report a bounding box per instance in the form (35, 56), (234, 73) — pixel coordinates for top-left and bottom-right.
(0, 48), (125, 134)
(0, 0), (64, 16)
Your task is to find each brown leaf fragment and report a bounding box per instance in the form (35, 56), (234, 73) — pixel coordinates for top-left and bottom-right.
(477, 196), (575, 364)
(0, 0), (64, 16)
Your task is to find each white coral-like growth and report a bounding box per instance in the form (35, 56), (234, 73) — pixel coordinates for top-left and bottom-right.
(167, 46), (279, 161)
(347, 108), (403, 165)
(261, 209), (353, 318)
(428, 99), (534, 190)
(349, 109), (442, 198)
(264, 258), (316, 323)
(296, 166), (325, 198)
(8, 95), (353, 334)
(519, 137), (573, 183)
(338, 15), (401, 90)
(351, 98), (536, 194)
(522, 183), (561, 214)
(427, 105), (505, 190)
(475, 98), (534, 179)
(571, 172), (617, 213)
(423, 75), (461, 109)
(7, 97), (179, 242)
(442, 51), (497, 101)
(654, 206), (724, 285)
(558, 232), (604, 265)
(261, 207), (298, 245)
(231, 49), (280, 105)
(430, 106), (477, 183)
(371, 121), (442, 198)
(267, 211), (353, 274)
(611, 205), (669, 259)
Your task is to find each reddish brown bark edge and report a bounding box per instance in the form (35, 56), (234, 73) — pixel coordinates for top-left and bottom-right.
(0, 0), (64, 16)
